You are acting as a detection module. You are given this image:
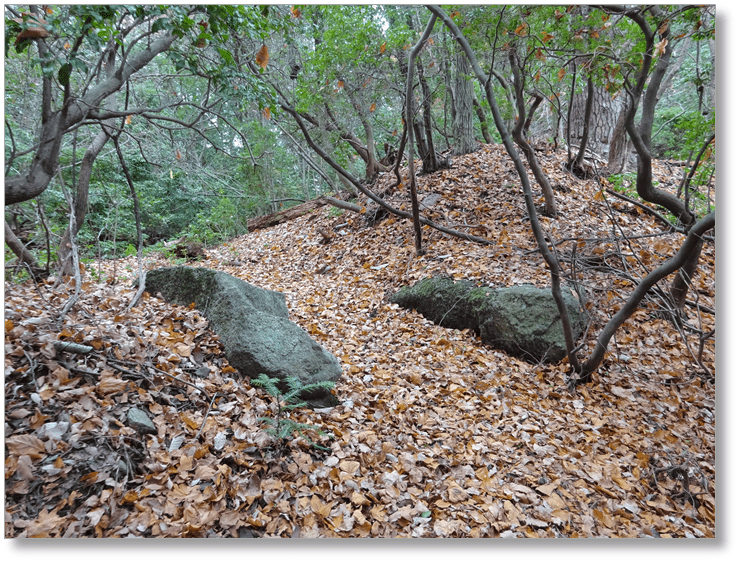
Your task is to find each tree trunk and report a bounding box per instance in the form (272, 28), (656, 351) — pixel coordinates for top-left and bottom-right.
(322, 104), (387, 182)
(605, 96), (629, 175)
(5, 33), (178, 206)
(572, 74), (594, 170)
(669, 237), (704, 311)
(342, 82), (383, 181)
(57, 128), (112, 275)
(568, 83), (622, 161)
(405, 14), (437, 255)
(4, 221), (42, 275)
(508, 46), (557, 216)
(452, 52), (477, 155)
(616, 6), (694, 225)
(415, 59), (440, 173)
(473, 97), (494, 144)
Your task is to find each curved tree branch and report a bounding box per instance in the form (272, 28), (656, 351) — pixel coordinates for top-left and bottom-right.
(578, 210), (715, 380)
(5, 31), (178, 205)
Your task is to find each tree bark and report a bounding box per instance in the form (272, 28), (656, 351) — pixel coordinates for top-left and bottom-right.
(452, 52), (477, 155)
(605, 96), (629, 175)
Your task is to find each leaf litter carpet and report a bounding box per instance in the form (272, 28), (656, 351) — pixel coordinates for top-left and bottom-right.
(4, 145), (715, 538)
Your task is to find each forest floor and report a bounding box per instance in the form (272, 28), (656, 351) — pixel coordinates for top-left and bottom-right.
(4, 143), (715, 538)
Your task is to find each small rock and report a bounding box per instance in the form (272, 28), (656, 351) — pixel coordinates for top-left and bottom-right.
(126, 408), (157, 435)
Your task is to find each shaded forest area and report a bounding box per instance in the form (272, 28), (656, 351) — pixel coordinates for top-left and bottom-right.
(4, 5), (715, 538)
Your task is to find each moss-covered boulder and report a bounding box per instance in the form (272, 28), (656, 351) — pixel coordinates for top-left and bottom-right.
(390, 276), (587, 364)
(145, 266), (341, 407)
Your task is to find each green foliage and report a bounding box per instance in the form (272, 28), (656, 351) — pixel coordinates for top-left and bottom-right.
(653, 108), (715, 161)
(327, 206), (344, 218)
(181, 197), (251, 247)
(607, 172), (639, 198)
(251, 374), (334, 453)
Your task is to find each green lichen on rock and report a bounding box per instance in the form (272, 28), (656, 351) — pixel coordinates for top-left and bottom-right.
(390, 276), (588, 364)
(390, 276), (477, 330)
(145, 266), (341, 407)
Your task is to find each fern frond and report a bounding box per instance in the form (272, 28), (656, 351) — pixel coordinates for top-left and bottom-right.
(252, 373), (280, 396)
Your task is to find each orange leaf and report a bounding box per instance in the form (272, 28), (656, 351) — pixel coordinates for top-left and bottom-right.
(5, 319), (13, 332)
(369, 103), (376, 112)
(380, 42), (386, 54)
(263, 106), (271, 120)
(655, 38), (668, 57)
(256, 44), (269, 70)
(337, 80), (344, 89)
(126, 115), (132, 125)
(80, 471), (99, 483)
(97, 374), (128, 395)
(291, 6), (301, 18)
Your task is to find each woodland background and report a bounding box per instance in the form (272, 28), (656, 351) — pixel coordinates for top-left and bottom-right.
(1, 2), (727, 547)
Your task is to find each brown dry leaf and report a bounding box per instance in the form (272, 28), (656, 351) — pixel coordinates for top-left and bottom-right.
(6, 434), (46, 459)
(256, 44), (269, 69)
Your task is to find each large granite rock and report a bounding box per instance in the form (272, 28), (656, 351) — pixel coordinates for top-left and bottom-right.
(145, 266), (341, 407)
(390, 276), (587, 364)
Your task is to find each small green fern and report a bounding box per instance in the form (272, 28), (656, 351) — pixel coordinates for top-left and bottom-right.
(252, 374), (334, 454)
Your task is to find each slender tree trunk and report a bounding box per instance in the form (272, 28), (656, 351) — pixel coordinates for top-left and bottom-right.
(669, 238), (704, 311)
(57, 127), (111, 275)
(614, 6), (694, 224)
(669, 132), (714, 309)
(508, 45), (558, 216)
(58, 48), (118, 276)
(342, 82), (383, 180)
(4, 221), (41, 274)
(473, 97), (494, 144)
(572, 74), (594, 170)
(405, 14), (437, 255)
(415, 59), (440, 173)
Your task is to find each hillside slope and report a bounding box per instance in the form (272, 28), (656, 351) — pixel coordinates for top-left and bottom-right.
(4, 144), (715, 538)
